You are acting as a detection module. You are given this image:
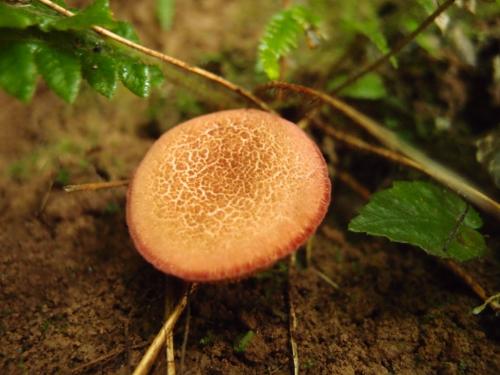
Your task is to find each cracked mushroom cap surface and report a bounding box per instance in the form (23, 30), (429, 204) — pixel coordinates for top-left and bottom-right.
(126, 109), (331, 281)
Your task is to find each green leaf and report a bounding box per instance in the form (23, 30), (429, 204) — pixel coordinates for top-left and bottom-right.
(149, 65), (165, 87)
(341, 2), (397, 68)
(45, 0), (114, 31)
(119, 61), (151, 97)
(349, 181), (487, 262)
(328, 73), (387, 100)
(0, 42), (38, 102)
(35, 44), (82, 103)
(233, 331), (255, 353)
(257, 5), (320, 80)
(416, 0), (435, 14)
(82, 52), (118, 98)
(0, 3), (37, 28)
(156, 0), (175, 31)
(109, 21), (140, 43)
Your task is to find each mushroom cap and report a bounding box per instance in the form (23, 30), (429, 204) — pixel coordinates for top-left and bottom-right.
(126, 109), (331, 282)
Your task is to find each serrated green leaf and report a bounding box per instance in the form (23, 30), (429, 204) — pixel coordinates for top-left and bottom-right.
(82, 52), (117, 98)
(119, 61), (151, 97)
(349, 181), (487, 262)
(0, 42), (38, 102)
(35, 44), (81, 102)
(45, 0), (114, 31)
(156, 0), (175, 31)
(257, 5), (320, 80)
(149, 65), (165, 87)
(328, 73), (387, 100)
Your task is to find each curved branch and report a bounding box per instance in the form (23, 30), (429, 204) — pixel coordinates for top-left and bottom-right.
(256, 82), (500, 219)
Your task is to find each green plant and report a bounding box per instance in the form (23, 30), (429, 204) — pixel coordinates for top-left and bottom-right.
(0, 0), (164, 102)
(2, 0), (499, 373)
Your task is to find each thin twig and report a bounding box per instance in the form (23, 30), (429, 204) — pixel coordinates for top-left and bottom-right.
(164, 277), (177, 375)
(332, 0), (456, 94)
(69, 342), (148, 374)
(287, 259), (299, 375)
(36, 176), (54, 216)
(443, 261), (500, 313)
(133, 283), (197, 375)
(36, 0), (271, 112)
(179, 302), (191, 375)
(313, 120), (424, 173)
(63, 180), (129, 192)
(336, 170), (372, 200)
(256, 82), (500, 219)
(310, 267), (340, 290)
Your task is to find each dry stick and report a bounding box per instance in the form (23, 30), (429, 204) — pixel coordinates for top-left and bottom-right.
(63, 179), (129, 192)
(36, 0), (271, 112)
(133, 283), (197, 375)
(287, 259), (299, 375)
(332, 0), (456, 94)
(179, 303), (191, 375)
(164, 278), (177, 375)
(257, 82), (500, 219)
(444, 260), (500, 313)
(313, 120), (424, 173)
(335, 170), (372, 200)
(310, 267), (340, 290)
(69, 342), (148, 374)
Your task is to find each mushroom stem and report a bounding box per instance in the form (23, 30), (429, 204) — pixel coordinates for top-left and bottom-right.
(63, 180), (129, 192)
(132, 283), (196, 375)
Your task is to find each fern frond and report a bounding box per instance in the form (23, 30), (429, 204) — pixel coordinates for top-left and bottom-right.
(257, 5), (320, 80)
(0, 0), (164, 103)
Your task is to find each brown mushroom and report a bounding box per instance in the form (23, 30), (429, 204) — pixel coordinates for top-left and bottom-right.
(126, 109), (331, 282)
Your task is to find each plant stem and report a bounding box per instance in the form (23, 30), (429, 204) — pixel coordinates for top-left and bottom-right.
(312, 119), (423, 172)
(256, 82), (500, 219)
(63, 180), (129, 192)
(133, 283), (196, 375)
(332, 0), (456, 94)
(36, 0), (271, 112)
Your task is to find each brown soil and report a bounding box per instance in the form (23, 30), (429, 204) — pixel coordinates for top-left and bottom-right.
(1, 1), (499, 374)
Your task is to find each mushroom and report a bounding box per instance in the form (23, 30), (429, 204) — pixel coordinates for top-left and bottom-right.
(126, 109), (331, 282)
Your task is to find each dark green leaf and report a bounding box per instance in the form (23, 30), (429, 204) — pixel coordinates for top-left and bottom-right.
(82, 53), (118, 98)
(45, 0), (114, 31)
(328, 73), (387, 100)
(156, 0), (175, 30)
(349, 181), (487, 262)
(35, 44), (81, 102)
(0, 42), (38, 102)
(0, 3), (37, 28)
(119, 61), (151, 97)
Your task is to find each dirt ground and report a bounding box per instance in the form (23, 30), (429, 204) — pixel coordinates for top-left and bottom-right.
(1, 1), (499, 374)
